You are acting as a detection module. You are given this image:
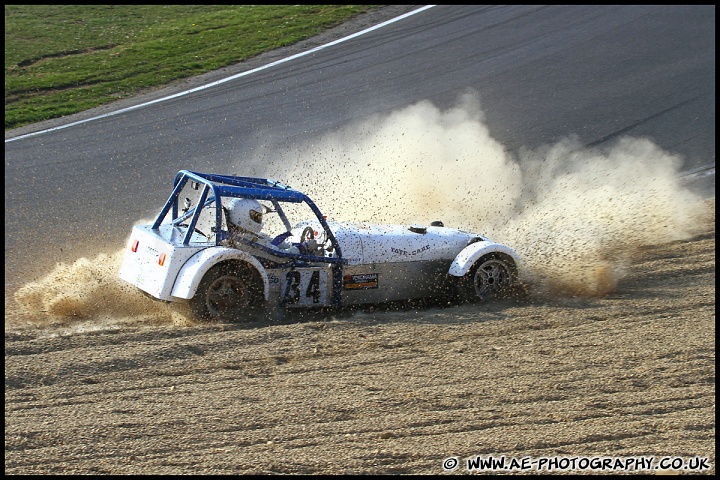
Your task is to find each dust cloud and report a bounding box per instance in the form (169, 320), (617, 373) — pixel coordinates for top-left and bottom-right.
(11, 248), (195, 331)
(11, 91), (708, 327)
(263, 90), (708, 297)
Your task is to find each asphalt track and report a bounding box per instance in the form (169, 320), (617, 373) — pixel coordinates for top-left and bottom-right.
(4, 5), (715, 293)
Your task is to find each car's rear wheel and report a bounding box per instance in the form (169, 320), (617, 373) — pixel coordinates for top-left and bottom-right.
(457, 253), (516, 303)
(190, 263), (263, 322)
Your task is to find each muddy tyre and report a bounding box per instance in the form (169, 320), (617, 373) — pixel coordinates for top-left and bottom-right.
(457, 253), (516, 303)
(190, 263), (263, 322)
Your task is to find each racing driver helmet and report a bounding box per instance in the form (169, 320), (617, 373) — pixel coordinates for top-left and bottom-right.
(226, 198), (264, 234)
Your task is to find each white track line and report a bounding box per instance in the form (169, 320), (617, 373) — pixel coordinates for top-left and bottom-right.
(5, 5), (436, 143)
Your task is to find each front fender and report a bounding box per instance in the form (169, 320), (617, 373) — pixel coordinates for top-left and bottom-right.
(171, 247), (269, 301)
(448, 241), (521, 278)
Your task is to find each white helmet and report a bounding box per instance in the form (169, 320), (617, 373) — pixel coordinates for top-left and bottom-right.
(227, 198), (264, 234)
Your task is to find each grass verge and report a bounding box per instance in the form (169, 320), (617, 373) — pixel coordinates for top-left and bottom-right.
(5, 5), (378, 130)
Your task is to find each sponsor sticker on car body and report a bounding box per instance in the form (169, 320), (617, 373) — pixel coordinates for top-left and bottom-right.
(343, 273), (379, 290)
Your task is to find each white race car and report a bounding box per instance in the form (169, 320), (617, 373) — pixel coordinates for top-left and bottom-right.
(119, 170), (522, 321)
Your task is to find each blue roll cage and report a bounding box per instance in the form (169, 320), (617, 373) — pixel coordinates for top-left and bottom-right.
(152, 170), (346, 306)
(152, 170), (344, 260)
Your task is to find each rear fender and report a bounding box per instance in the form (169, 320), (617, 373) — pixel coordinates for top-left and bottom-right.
(171, 247), (269, 300)
(448, 241), (520, 278)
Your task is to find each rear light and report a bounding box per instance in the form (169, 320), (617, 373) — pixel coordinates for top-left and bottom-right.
(131, 239), (139, 252)
(158, 253), (167, 266)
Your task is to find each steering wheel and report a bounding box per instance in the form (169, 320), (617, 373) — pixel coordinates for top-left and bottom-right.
(300, 226), (315, 243)
(300, 226), (324, 255)
(305, 226), (333, 253)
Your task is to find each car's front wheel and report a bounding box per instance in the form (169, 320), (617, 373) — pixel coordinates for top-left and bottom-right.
(457, 253), (516, 303)
(190, 263), (263, 322)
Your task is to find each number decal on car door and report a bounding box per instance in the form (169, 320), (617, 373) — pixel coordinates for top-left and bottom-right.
(305, 270), (321, 303)
(283, 268), (329, 306)
(285, 270), (301, 304)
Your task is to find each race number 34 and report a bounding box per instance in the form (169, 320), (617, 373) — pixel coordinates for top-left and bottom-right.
(283, 268), (329, 306)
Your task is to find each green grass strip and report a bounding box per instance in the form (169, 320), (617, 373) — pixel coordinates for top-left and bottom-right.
(5, 5), (379, 130)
